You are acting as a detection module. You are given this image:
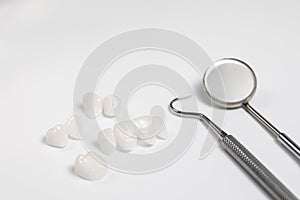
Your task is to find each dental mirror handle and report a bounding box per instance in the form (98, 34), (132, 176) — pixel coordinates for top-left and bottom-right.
(221, 134), (297, 200)
(278, 133), (300, 160)
(243, 103), (300, 160)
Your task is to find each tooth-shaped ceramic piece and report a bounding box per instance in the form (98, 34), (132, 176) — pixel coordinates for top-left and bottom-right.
(134, 116), (153, 130)
(113, 121), (137, 151)
(134, 116), (157, 146)
(82, 92), (102, 119)
(97, 128), (116, 155)
(74, 152), (107, 181)
(102, 94), (120, 117)
(45, 125), (68, 148)
(134, 116), (167, 141)
(65, 116), (81, 140)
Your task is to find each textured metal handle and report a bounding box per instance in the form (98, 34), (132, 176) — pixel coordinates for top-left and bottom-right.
(278, 133), (300, 160)
(221, 135), (298, 200)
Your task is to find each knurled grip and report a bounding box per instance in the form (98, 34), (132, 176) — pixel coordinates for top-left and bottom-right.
(221, 135), (298, 200)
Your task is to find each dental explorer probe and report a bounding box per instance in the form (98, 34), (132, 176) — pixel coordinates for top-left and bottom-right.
(169, 97), (297, 200)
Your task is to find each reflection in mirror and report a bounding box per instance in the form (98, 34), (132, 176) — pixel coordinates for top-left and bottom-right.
(203, 59), (256, 107)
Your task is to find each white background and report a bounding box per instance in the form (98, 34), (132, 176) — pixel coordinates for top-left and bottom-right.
(0, 0), (299, 199)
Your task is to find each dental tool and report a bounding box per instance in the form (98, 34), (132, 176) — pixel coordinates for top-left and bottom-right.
(203, 58), (300, 160)
(169, 97), (297, 200)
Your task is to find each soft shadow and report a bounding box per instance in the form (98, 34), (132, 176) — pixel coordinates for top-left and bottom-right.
(77, 103), (85, 113)
(103, 114), (115, 119)
(68, 165), (75, 176)
(41, 136), (46, 144)
(92, 140), (99, 150)
(137, 139), (153, 147)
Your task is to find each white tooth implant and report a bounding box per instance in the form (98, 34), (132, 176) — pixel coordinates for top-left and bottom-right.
(82, 92), (102, 119)
(134, 116), (157, 146)
(102, 94), (121, 117)
(97, 128), (116, 155)
(74, 152), (107, 181)
(134, 116), (168, 142)
(113, 121), (137, 151)
(45, 124), (68, 148)
(65, 115), (81, 140)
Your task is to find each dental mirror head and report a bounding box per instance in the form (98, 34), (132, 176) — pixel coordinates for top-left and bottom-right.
(203, 58), (300, 160)
(203, 58), (257, 109)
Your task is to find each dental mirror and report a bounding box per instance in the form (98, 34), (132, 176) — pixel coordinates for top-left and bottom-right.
(203, 58), (300, 160)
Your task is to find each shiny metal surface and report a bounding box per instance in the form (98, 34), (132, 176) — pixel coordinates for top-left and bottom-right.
(169, 97), (226, 138)
(278, 133), (300, 160)
(222, 135), (297, 200)
(203, 58), (257, 108)
(242, 103), (281, 137)
(169, 97), (298, 200)
(203, 58), (300, 161)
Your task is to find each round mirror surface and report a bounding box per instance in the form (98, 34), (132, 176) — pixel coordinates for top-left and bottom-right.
(203, 58), (257, 108)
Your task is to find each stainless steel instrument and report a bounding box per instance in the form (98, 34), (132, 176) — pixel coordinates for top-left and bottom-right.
(169, 97), (298, 200)
(203, 58), (300, 160)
